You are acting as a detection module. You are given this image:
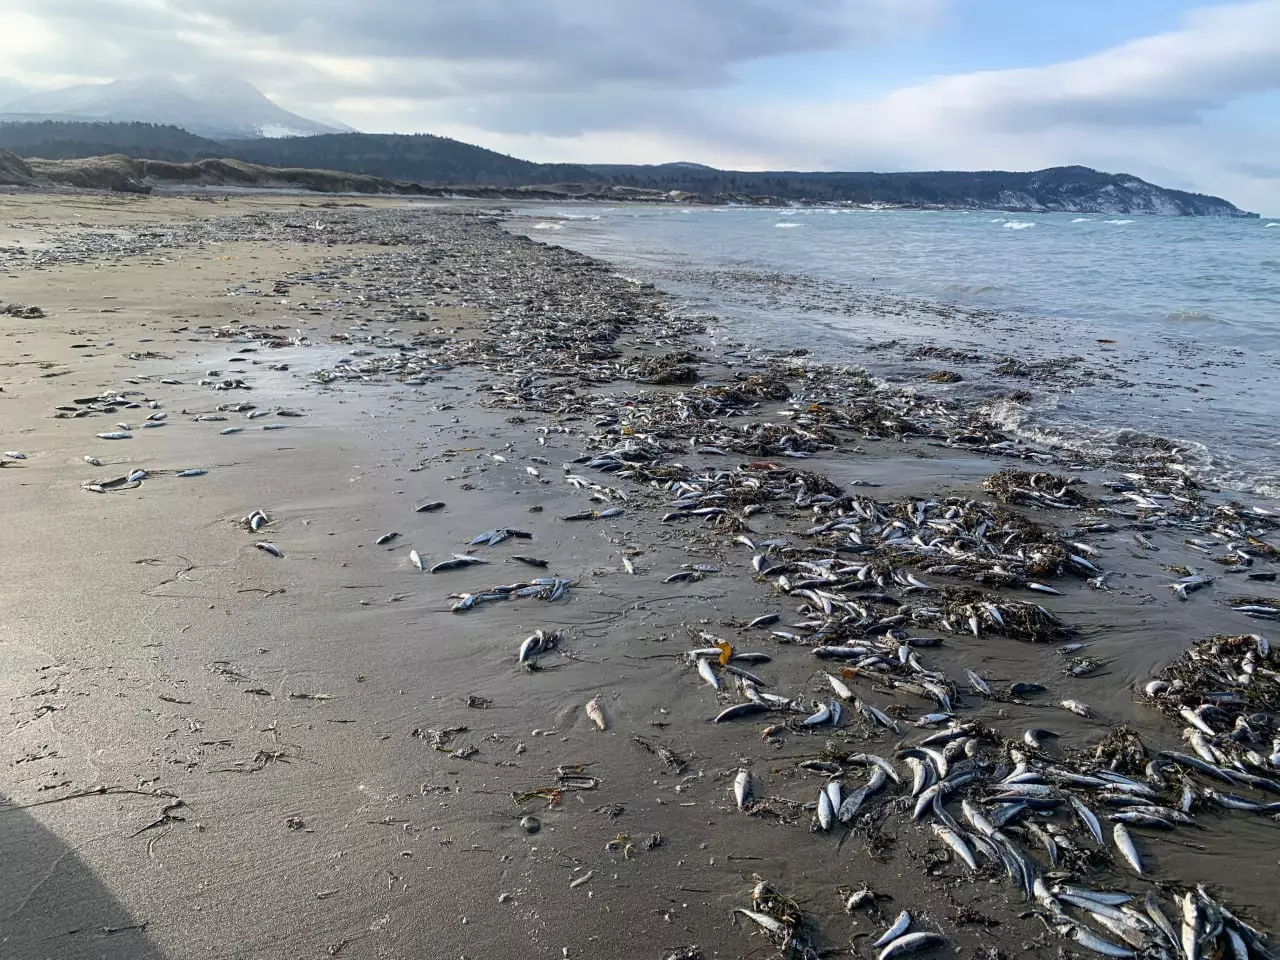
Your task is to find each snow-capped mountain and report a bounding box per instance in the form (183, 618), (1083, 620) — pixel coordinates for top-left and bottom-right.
(0, 75), (352, 140)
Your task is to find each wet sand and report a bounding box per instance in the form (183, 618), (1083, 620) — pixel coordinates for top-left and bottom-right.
(1, 192), (1278, 960)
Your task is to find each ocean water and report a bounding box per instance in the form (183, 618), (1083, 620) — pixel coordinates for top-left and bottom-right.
(511, 205), (1280, 498)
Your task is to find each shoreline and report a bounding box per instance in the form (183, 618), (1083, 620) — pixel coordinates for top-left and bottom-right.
(502, 206), (1280, 503)
(2, 193), (1278, 959)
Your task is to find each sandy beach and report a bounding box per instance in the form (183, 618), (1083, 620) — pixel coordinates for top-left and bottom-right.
(2, 191), (1278, 960)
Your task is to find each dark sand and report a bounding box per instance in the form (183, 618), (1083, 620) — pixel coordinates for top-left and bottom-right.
(1, 193), (1276, 960)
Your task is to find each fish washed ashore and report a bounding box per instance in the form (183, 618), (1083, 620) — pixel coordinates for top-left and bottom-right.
(2, 194), (1279, 960)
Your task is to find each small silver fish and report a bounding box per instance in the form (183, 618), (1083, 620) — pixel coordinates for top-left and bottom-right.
(1061, 699), (1096, 718)
(254, 541), (283, 558)
(733, 768), (752, 809)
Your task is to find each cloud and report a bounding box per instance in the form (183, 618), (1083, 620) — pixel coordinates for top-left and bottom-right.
(0, 0), (943, 96)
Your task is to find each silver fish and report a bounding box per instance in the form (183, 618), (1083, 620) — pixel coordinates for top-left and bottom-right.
(1112, 823), (1143, 875)
(932, 823), (976, 870)
(874, 911), (912, 948)
(1061, 699), (1096, 718)
(696, 658), (719, 689)
(877, 932), (945, 960)
(733, 768), (752, 809)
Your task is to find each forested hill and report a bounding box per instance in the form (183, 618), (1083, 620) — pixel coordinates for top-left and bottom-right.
(0, 121), (1254, 216)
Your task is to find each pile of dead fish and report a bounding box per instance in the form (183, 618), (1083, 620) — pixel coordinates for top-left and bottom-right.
(723, 668), (1276, 959)
(1141, 633), (1280, 811)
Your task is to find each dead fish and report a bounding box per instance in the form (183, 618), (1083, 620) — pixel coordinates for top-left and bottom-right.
(804, 702), (833, 726)
(247, 409), (271, 419)
(409, 549), (424, 571)
(696, 658), (719, 689)
(733, 768), (752, 809)
(733, 909), (788, 936)
(510, 555), (549, 568)
(827, 673), (854, 700)
(415, 501), (446, 512)
(748, 613), (781, 628)
(262, 423), (287, 431)
(932, 823), (977, 870)
(430, 554), (491, 573)
(965, 669), (991, 697)
(176, 469), (207, 477)
(1024, 728), (1060, 749)
(1061, 699), (1096, 718)
(874, 911), (912, 948)
(664, 570), (703, 583)
(376, 532), (400, 546)
(621, 557), (635, 574)
(254, 541), (283, 558)
(714, 702), (771, 723)
(1070, 796), (1106, 845)
(877, 932), (945, 960)
(469, 528), (532, 547)
(585, 697), (607, 731)
(220, 426), (243, 435)
(96, 431), (131, 440)
(1112, 823), (1143, 875)
(83, 456), (102, 466)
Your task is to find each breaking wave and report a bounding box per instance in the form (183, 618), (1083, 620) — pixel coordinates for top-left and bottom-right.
(1071, 218), (1093, 223)
(775, 222), (804, 229)
(531, 222), (563, 231)
(1164, 308), (1232, 326)
(1105, 219), (1136, 225)
(1002, 221), (1035, 230)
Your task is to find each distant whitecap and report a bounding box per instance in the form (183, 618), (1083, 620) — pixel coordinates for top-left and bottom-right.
(775, 222), (803, 229)
(1003, 221), (1035, 230)
(1105, 219), (1136, 225)
(1071, 218), (1093, 223)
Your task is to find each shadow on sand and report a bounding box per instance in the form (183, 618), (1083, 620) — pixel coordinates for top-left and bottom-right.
(0, 803), (164, 959)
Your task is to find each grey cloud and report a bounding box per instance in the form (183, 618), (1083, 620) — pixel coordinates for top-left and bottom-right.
(12, 0), (941, 95)
(197, 0), (937, 86)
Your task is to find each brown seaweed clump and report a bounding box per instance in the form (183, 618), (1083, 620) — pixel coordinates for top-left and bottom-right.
(921, 370), (964, 383)
(983, 469), (1092, 508)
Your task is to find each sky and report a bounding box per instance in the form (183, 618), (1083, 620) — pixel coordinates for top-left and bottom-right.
(0, 0), (1278, 213)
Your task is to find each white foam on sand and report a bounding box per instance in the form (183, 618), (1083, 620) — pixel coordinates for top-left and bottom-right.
(1003, 221), (1035, 230)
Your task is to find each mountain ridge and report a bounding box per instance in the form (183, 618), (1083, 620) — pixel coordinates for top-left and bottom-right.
(0, 121), (1255, 216)
(0, 75), (349, 140)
